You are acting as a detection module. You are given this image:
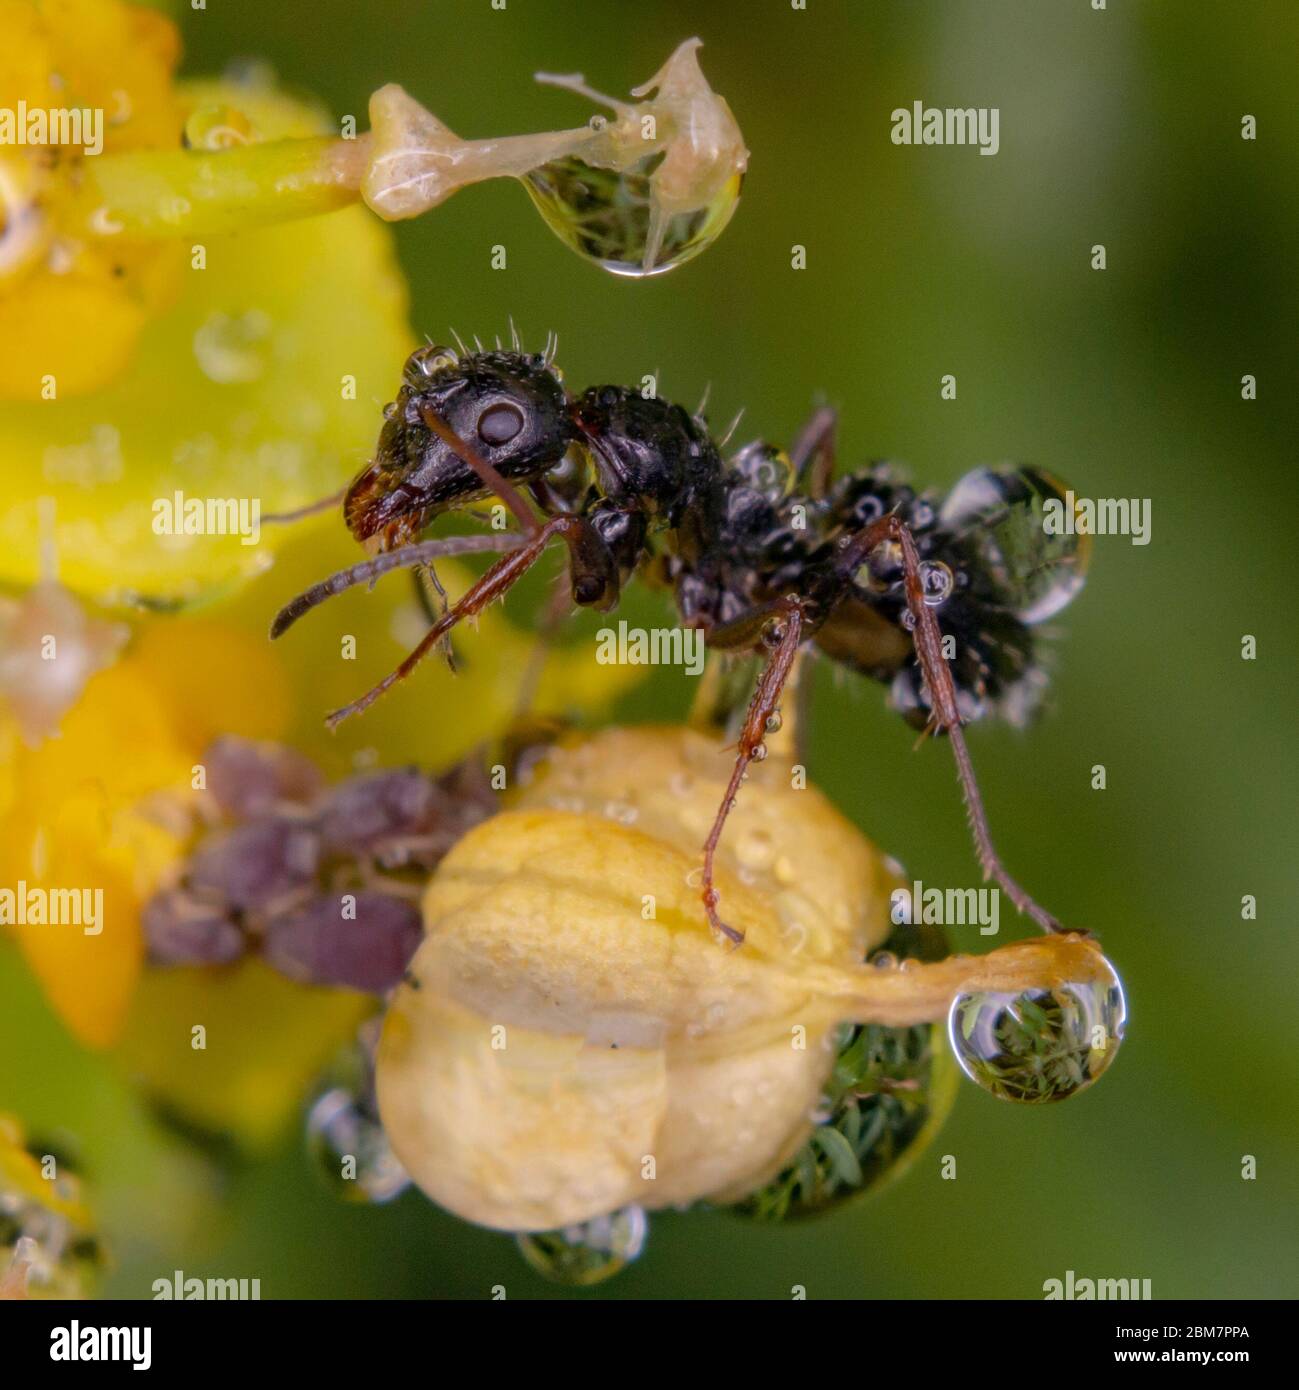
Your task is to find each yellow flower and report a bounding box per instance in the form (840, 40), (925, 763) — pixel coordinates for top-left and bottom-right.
(0, 605), (293, 1048)
(0, 0), (412, 601)
(0, 0), (185, 398)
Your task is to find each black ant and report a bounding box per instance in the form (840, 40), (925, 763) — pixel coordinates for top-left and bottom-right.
(270, 334), (1090, 945)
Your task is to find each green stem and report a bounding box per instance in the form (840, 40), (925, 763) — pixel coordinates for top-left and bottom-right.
(71, 135), (370, 240)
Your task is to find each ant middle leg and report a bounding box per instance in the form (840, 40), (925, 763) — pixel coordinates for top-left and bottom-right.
(838, 513), (1065, 935)
(697, 593), (809, 944)
(323, 513), (618, 729)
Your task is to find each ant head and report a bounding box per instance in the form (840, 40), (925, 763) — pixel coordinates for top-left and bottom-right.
(347, 347), (572, 545)
(400, 344), (571, 459)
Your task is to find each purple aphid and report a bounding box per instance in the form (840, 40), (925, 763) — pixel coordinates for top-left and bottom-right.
(205, 735), (324, 818)
(143, 889), (245, 966)
(263, 892), (422, 994)
(187, 818), (321, 914)
(316, 769), (443, 855)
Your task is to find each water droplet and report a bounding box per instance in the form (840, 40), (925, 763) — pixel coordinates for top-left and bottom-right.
(871, 950), (898, 971)
(736, 827), (774, 871)
(523, 156), (742, 277)
(765, 710), (783, 733)
(920, 560), (954, 605)
(306, 1087), (410, 1203)
(193, 308), (272, 384)
(749, 741), (768, 763)
(939, 466), (1090, 624)
(947, 964), (1127, 1104)
(516, 1206), (647, 1286)
(183, 103), (255, 151)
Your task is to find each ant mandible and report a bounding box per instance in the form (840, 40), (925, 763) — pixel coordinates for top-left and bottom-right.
(270, 332), (1090, 945)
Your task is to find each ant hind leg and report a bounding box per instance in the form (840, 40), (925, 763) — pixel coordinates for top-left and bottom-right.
(837, 512), (1065, 935)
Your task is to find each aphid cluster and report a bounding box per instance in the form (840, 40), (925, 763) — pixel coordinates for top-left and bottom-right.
(143, 735), (494, 993)
(272, 338), (1090, 942)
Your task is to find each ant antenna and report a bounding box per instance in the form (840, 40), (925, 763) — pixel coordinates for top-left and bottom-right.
(262, 488), (347, 525)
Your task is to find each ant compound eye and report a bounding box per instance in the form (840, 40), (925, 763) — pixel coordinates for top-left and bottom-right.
(920, 560), (954, 606)
(477, 402), (525, 446)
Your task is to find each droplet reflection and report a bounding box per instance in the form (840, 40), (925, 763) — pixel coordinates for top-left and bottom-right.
(516, 1205), (648, 1285)
(523, 157), (742, 277)
(947, 963), (1126, 1103)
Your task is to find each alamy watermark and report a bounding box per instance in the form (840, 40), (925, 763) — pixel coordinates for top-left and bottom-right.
(152, 1270), (261, 1300)
(0, 883), (102, 935)
(50, 1322), (150, 1370)
(891, 879), (999, 936)
(1044, 1269), (1152, 1300)
(152, 491), (261, 546)
(1, 103), (103, 156)
(595, 620), (704, 676)
(1043, 491), (1151, 546)
(891, 102), (999, 156)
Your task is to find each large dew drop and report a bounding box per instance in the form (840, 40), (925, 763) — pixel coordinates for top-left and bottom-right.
(939, 465), (1091, 624)
(523, 155), (742, 277)
(947, 959), (1127, 1103)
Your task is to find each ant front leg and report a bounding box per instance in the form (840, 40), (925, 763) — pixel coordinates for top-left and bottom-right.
(698, 594), (809, 945)
(839, 513), (1065, 935)
(323, 513), (617, 729)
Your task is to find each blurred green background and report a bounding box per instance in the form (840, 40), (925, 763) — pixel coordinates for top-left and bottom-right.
(4, 0), (1297, 1298)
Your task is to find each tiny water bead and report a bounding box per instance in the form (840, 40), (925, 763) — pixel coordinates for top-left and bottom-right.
(306, 1085), (409, 1205)
(947, 961), (1127, 1104)
(920, 559), (954, 605)
(182, 103), (256, 151)
(516, 1206), (648, 1286)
